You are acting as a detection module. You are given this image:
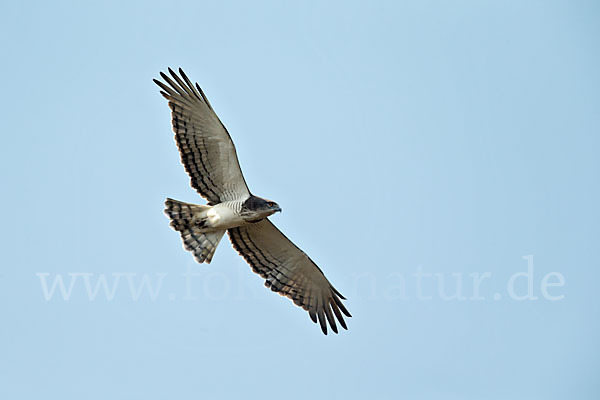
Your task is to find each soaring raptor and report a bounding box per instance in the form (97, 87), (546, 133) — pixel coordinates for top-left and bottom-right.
(154, 68), (350, 334)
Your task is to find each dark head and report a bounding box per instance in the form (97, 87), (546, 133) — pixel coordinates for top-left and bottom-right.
(242, 195), (282, 219)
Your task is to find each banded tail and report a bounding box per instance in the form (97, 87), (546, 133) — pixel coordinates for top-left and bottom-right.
(164, 198), (225, 263)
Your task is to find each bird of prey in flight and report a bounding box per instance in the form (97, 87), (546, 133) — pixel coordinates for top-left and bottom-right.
(154, 68), (351, 334)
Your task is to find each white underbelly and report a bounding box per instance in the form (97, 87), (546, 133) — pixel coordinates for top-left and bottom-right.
(207, 203), (245, 230)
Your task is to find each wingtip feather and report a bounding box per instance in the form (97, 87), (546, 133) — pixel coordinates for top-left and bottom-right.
(325, 309), (338, 334)
(317, 308), (328, 335)
(333, 295), (352, 318)
(330, 301), (348, 330)
(332, 286), (346, 300)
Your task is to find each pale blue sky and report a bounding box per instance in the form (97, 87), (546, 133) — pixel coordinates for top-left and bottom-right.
(1, 1), (599, 399)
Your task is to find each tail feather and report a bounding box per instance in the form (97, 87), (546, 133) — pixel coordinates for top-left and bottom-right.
(164, 198), (210, 231)
(164, 198), (225, 264)
(180, 226), (225, 263)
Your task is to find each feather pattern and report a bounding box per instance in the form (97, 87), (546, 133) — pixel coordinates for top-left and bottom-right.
(153, 68), (251, 204)
(228, 219), (351, 334)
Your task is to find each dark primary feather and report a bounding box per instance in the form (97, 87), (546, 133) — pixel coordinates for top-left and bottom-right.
(228, 219), (351, 335)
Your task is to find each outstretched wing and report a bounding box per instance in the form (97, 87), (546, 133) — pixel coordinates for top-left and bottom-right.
(154, 68), (251, 204)
(228, 220), (351, 335)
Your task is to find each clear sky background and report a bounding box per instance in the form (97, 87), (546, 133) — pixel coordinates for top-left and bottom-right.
(1, 1), (599, 399)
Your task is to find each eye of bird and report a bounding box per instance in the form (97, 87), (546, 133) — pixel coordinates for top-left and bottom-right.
(268, 202), (274, 207)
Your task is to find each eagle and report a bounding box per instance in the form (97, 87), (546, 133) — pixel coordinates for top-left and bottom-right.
(154, 68), (351, 334)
